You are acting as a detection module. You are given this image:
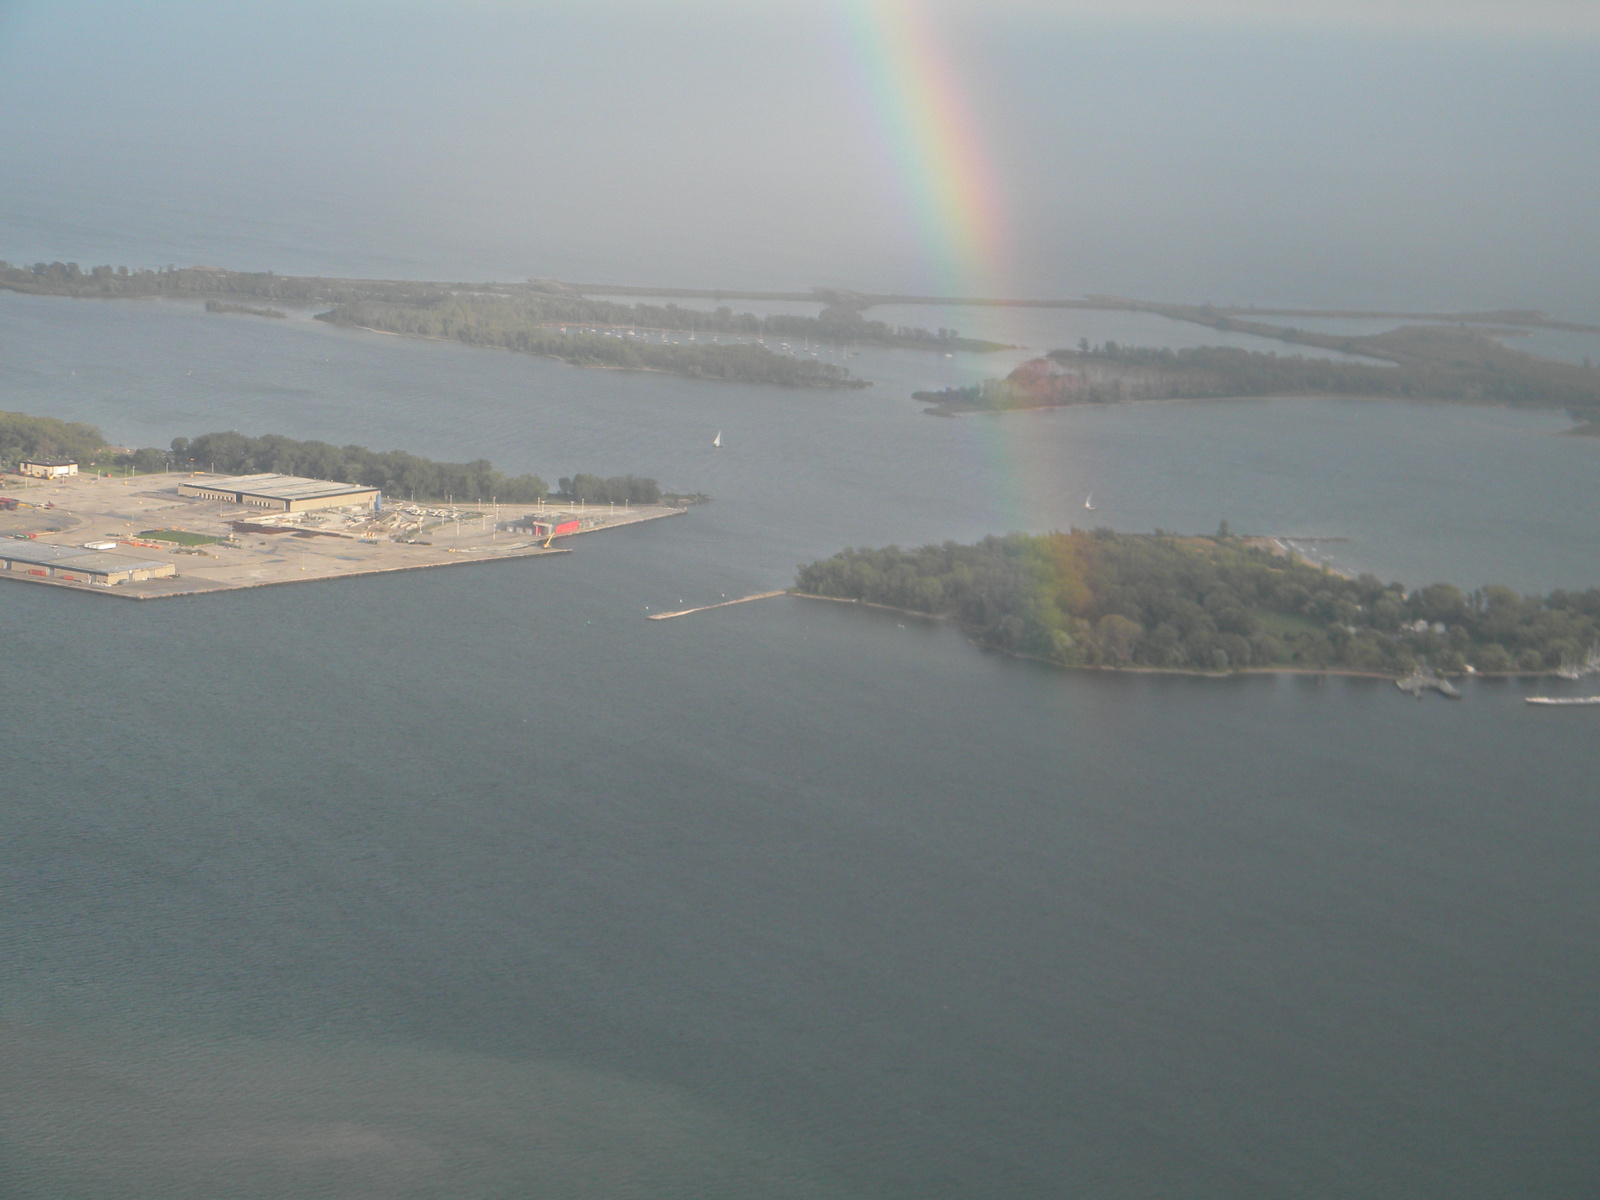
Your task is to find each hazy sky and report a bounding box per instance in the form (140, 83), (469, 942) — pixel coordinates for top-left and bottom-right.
(2, 0), (1597, 315)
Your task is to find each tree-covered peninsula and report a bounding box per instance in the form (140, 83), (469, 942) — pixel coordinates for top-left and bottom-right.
(915, 323), (1600, 424)
(795, 529), (1600, 676)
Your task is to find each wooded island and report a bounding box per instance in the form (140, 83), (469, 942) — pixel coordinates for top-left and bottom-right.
(796, 529), (1600, 676)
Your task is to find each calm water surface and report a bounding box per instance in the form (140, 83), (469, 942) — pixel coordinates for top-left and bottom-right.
(2, 293), (1598, 1198)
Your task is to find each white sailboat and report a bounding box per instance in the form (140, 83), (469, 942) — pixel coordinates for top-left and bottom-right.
(1083, 494), (1095, 511)
(712, 430), (722, 449)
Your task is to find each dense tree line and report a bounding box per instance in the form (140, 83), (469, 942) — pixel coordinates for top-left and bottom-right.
(317, 299), (870, 387)
(917, 325), (1600, 421)
(0, 413), (173, 476)
(557, 474), (661, 505)
(1, 260), (1001, 354)
(171, 431), (579, 503)
(3, 413), (666, 504)
(0, 261), (450, 306)
(0, 411), (107, 467)
(796, 529), (1600, 675)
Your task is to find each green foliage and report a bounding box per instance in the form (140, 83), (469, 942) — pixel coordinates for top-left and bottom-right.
(316, 298), (872, 388)
(916, 325), (1600, 420)
(3, 410), (668, 507)
(0, 410), (107, 467)
(557, 474), (661, 505)
(0, 260), (1000, 356)
(796, 530), (1600, 675)
(172, 431), (563, 504)
(139, 529), (221, 546)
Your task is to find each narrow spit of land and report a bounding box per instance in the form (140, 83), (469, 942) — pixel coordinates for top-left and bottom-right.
(8, 259), (1598, 416)
(0, 262), (1002, 389)
(794, 529), (1600, 679)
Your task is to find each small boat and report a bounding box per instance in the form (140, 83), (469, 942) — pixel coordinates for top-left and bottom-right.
(712, 430), (722, 449)
(1526, 696), (1600, 706)
(1083, 494), (1095, 511)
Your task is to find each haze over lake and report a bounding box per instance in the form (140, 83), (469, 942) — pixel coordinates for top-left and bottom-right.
(3, 1), (1599, 314)
(2, 2), (1599, 1197)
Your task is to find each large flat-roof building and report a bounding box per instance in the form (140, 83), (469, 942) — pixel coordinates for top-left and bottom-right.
(178, 473), (380, 512)
(0, 540), (175, 585)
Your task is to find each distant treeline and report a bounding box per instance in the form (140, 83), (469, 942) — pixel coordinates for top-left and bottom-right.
(205, 300), (287, 318)
(0, 261), (1001, 390)
(796, 529), (1600, 676)
(0, 260), (1001, 353)
(916, 324), (1600, 420)
(358, 294), (1001, 351)
(0, 260), (450, 306)
(318, 299), (870, 388)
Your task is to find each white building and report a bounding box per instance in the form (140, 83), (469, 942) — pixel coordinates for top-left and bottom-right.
(17, 458), (78, 479)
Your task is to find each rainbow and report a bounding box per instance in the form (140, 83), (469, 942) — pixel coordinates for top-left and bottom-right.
(835, 0), (1009, 298)
(838, 0), (1052, 529)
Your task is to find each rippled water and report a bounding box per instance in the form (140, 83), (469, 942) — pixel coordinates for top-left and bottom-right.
(2, 292), (1598, 1198)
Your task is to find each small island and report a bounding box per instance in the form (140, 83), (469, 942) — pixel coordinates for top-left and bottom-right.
(915, 323), (1600, 428)
(795, 528), (1600, 677)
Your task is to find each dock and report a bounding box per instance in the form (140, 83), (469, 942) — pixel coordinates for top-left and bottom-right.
(648, 591), (786, 620)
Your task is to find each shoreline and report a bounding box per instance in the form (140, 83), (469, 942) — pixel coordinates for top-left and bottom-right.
(336, 323), (868, 389)
(0, 541), (578, 601)
(919, 389), (1597, 427)
(788, 592), (1572, 682)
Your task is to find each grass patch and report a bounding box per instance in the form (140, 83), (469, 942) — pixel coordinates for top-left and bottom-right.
(1255, 609), (1325, 638)
(139, 528), (222, 546)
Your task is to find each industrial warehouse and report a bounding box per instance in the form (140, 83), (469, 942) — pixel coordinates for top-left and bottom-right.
(0, 539), (176, 585)
(177, 473), (380, 512)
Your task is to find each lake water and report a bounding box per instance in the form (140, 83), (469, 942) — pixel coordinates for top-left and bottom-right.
(2, 290), (1599, 1198)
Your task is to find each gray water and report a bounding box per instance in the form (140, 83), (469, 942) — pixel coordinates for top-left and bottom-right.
(3, 291), (1599, 1197)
